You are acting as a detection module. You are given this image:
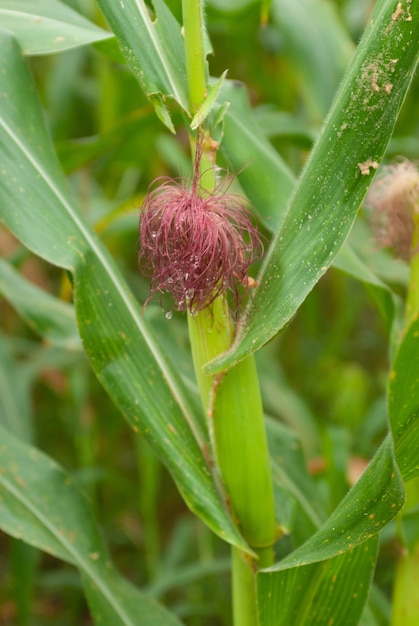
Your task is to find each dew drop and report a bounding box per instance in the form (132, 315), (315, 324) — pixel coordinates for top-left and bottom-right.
(185, 288), (194, 300)
(165, 311), (173, 320)
(167, 277), (174, 284)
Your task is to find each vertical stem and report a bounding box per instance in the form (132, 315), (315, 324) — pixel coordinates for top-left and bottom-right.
(393, 200), (419, 624)
(182, 0), (207, 112)
(182, 2), (277, 624)
(232, 547), (258, 626)
(188, 305), (277, 625)
(392, 542), (419, 626)
(188, 314), (277, 619)
(391, 476), (419, 626)
(187, 297), (233, 411)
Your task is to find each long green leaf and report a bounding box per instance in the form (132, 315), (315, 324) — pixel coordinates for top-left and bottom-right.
(257, 435), (404, 625)
(206, 0), (419, 373)
(0, 0), (113, 55)
(82, 572), (183, 626)
(266, 436), (402, 567)
(258, 539), (379, 626)
(0, 425), (182, 626)
(0, 30), (246, 552)
(96, 0), (189, 131)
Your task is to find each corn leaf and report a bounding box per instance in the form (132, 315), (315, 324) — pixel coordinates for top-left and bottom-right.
(258, 539), (379, 626)
(0, 30), (246, 552)
(96, 0), (189, 131)
(0, 0), (113, 55)
(206, 0), (419, 373)
(0, 425), (182, 626)
(257, 435), (404, 625)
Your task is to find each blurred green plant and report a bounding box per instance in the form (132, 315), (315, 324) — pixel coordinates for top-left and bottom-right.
(0, 0), (418, 625)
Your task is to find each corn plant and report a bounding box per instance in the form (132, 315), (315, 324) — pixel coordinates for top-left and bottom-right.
(0, 0), (418, 625)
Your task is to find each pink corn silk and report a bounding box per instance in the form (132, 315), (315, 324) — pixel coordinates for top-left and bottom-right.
(138, 176), (263, 313)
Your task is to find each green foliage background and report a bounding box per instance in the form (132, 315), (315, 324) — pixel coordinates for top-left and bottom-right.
(0, 0), (418, 625)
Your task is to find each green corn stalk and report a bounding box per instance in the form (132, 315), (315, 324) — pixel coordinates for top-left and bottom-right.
(392, 167), (419, 625)
(181, 1), (277, 624)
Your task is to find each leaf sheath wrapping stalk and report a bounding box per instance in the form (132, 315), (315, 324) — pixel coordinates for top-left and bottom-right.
(188, 301), (277, 550)
(257, 436), (404, 626)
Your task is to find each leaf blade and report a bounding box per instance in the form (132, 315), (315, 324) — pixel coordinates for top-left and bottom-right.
(267, 436), (403, 569)
(207, 0), (419, 373)
(96, 0), (189, 129)
(257, 435), (404, 625)
(0, 425), (182, 626)
(0, 30), (246, 552)
(258, 539), (379, 626)
(0, 0), (113, 55)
